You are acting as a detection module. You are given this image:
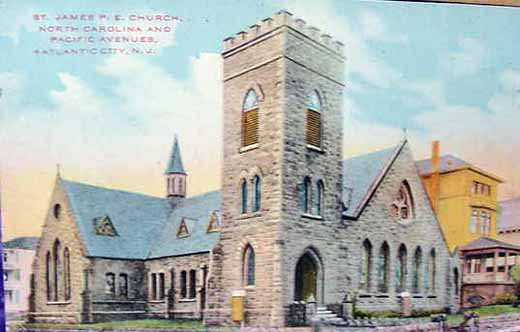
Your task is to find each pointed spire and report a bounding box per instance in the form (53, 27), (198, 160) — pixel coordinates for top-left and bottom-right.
(165, 135), (186, 175)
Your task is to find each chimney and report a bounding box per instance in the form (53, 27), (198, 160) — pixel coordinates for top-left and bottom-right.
(430, 141), (440, 213)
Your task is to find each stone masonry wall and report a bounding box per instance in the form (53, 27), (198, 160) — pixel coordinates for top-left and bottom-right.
(145, 253), (210, 320)
(88, 258), (147, 322)
(206, 12), (288, 328)
(31, 177), (91, 324)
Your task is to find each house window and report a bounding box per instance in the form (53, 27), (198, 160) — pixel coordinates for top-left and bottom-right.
(413, 247), (422, 294)
(119, 274), (128, 298)
(469, 209), (478, 233)
(105, 273), (116, 296)
(361, 240), (372, 292)
(299, 177), (312, 214)
(180, 271), (187, 299)
(244, 245), (255, 286)
(315, 180), (324, 216)
(391, 181), (414, 221)
(242, 89), (259, 147)
(396, 244), (407, 293)
(64, 248), (71, 301)
(46, 251), (51, 301)
(306, 90), (322, 148)
(252, 175), (261, 212)
(377, 242), (390, 293)
(189, 270), (197, 299)
(240, 179), (247, 214)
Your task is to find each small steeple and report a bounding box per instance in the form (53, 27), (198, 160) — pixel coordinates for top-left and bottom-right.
(165, 135), (186, 175)
(165, 135), (187, 208)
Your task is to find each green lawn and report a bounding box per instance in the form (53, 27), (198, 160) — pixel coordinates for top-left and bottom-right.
(447, 304), (520, 323)
(24, 319), (205, 329)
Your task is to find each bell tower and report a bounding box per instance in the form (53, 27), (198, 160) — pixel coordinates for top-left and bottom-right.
(207, 11), (345, 327)
(165, 135), (187, 208)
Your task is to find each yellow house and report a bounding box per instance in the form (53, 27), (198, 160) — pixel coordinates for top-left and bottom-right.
(416, 141), (504, 252)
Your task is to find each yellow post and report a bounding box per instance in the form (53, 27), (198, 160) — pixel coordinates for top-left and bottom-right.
(231, 290), (245, 322)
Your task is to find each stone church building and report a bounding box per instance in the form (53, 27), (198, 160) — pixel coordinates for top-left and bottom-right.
(30, 11), (458, 327)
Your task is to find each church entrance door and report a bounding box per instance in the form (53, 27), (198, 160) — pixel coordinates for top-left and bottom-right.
(294, 253), (318, 302)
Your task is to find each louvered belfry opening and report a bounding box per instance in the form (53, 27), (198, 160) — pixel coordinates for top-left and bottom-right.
(306, 90), (322, 148)
(242, 89), (259, 147)
(242, 108), (259, 146)
(306, 109), (321, 147)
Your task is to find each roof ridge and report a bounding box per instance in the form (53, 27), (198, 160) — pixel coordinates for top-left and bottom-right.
(61, 179), (165, 201)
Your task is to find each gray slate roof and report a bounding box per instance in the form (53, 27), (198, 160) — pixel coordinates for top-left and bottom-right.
(4, 236), (39, 250)
(498, 197), (520, 231)
(416, 154), (469, 175)
(165, 136), (186, 174)
(342, 143), (402, 218)
(62, 141), (410, 259)
(148, 191), (220, 259)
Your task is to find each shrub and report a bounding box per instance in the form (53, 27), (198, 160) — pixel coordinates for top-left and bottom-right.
(494, 292), (516, 305)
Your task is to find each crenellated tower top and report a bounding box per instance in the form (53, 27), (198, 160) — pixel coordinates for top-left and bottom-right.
(222, 10), (344, 56)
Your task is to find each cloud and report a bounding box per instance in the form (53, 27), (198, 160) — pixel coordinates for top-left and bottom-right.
(413, 69), (520, 198)
(279, 0), (402, 88)
(442, 38), (486, 77)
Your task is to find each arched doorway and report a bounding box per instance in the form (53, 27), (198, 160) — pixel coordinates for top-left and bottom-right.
(294, 251), (321, 302)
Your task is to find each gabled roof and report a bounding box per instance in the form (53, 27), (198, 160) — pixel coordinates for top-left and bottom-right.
(416, 154), (503, 182)
(60, 178), (220, 260)
(4, 236), (39, 250)
(459, 236), (520, 252)
(342, 141), (405, 219)
(148, 191), (220, 259)
(62, 179), (170, 259)
(165, 136), (186, 175)
(498, 197), (520, 231)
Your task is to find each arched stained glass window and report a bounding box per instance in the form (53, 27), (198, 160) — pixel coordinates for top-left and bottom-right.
(189, 270), (196, 299)
(413, 247), (422, 294)
(240, 179), (248, 214)
(64, 248), (71, 301)
(180, 271), (187, 299)
(377, 242), (390, 293)
(361, 239), (372, 292)
(391, 181), (414, 222)
(119, 273), (128, 298)
(105, 273), (116, 296)
(252, 175), (261, 212)
(306, 90), (322, 148)
(46, 251), (51, 301)
(298, 177), (312, 214)
(396, 244), (407, 292)
(52, 239), (61, 301)
(242, 89), (259, 147)
(427, 249), (436, 293)
(244, 245), (255, 286)
(315, 180), (324, 216)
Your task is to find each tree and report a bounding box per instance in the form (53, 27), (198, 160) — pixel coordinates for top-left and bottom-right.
(510, 265), (520, 307)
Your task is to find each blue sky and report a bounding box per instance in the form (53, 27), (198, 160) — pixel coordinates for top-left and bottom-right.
(0, 0), (519, 239)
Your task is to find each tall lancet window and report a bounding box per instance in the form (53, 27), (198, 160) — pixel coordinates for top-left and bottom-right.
(52, 239), (61, 301)
(315, 180), (324, 216)
(240, 178), (248, 214)
(377, 242), (390, 293)
(64, 248), (71, 301)
(413, 247), (423, 294)
(242, 89), (259, 147)
(396, 244), (407, 292)
(243, 245), (255, 286)
(252, 175), (261, 212)
(306, 90), (322, 148)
